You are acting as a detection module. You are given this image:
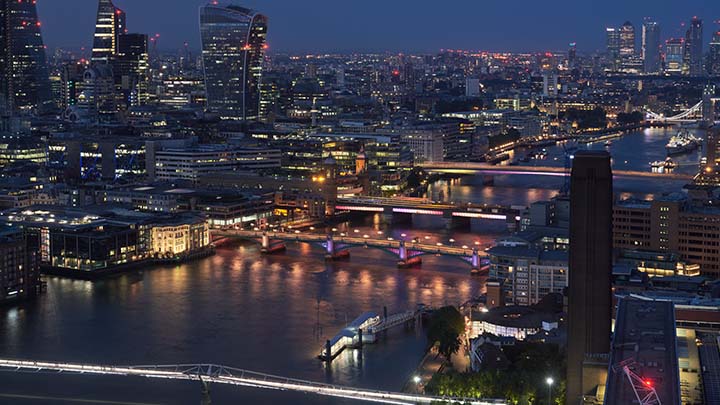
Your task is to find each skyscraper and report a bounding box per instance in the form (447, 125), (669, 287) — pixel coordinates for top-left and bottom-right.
(665, 38), (685, 74)
(605, 27), (620, 71)
(115, 33), (149, 107)
(0, 0), (52, 114)
(619, 21), (635, 57)
(685, 17), (703, 76)
(708, 30), (720, 76)
(200, 3), (268, 121)
(642, 20), (661, 74)
(568, 42), (577, 69)
(566, 151), (613, 405)
(92, 0), (126, 62)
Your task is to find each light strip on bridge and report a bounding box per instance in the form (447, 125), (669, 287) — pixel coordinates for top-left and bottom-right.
(335, 206), (384, 212)
(0, 359), (505, 405)
(452, 212), (507, 220)
(393, 208), (443, 216)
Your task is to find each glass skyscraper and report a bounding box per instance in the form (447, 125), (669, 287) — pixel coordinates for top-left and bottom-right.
(685, 17), (703, 77)
(92, 0), (126, 62)
(200, 3), (268, 121)
(641, 20), (661, 74)
(0, 0), (52, 114)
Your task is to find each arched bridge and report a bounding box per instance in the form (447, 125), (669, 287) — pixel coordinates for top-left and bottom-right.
(213, 229), (488, 271)
(0, 358), (505, 405)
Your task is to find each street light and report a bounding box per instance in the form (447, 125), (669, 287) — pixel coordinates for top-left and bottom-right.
(413, 375), (421, 384)
(546, 377), (554, 405)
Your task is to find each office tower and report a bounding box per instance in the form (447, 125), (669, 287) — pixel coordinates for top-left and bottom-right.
(642, 20), (661, 74)
(0, 0), (52, 114)
(665, 38), (685, 74)
(566, 151), (613, 405)
(619, 21), (635, 57)
(200, 3), (268, 121)
(685, 17), (703, 76)
(543, 72), (559, 97)
(709, 30), (720, 76)
(115, 33), (149, 108)
(465, 77), (480, 97)
(92, 0), (126, 62)
(606, 27), (621, 70)
(568, 42), (577, 69)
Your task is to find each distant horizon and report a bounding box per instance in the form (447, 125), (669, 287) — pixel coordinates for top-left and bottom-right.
(37, 0), (719, 54)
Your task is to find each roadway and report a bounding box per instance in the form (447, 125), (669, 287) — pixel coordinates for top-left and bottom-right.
(214, 229), (488, 258)
(417, 162), (695, 181)
(0, 359), (505, 405)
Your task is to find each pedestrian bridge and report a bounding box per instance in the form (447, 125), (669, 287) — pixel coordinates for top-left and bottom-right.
(213, 229), (488, 271)
(0, 359), (505, 405)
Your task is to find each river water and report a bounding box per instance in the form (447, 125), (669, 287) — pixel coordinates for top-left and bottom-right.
(0, 127), (702, 404)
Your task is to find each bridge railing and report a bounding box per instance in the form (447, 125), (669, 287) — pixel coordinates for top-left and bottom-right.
(0, 359), (506, 405)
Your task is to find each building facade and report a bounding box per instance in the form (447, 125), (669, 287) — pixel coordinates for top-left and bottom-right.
(0, 0), (52, 114)
(566, 151), (613, 405)
(92, 0), (126, 62)
(642, 20), (661, 74)
(200, 3), (268, 121)
(614, 194), (720, 278)
(0, 227), (40, 303)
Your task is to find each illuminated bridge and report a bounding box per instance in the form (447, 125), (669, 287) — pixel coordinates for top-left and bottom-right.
(335, 196), (521, 229)
(0, 359), (505, 405)
(213, 229), (488, 271)
(417, 162), (694, 181)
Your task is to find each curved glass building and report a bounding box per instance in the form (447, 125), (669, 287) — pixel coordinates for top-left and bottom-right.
(0, 0), (52, 114)
(200, 3), (268, 121)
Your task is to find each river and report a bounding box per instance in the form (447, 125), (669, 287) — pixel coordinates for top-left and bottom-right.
(0, 127), (702, 404)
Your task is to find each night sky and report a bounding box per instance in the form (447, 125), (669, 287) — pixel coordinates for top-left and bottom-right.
(38, 0), (720, 53)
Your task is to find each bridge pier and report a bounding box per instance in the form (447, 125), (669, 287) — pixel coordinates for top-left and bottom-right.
(260, 232), (286, 254)
(325, 234), (350, 261)
(383, 208), (412, 225)
(470, 248), (481, 273)
(444, 215), (471, 230)
(397, 240), (421, 268)
(506, 215), (519, 232)
(200, 377), (211, 405)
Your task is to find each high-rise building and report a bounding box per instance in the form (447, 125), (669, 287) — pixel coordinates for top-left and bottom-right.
(92, 0), (126, 62)
(0, 0), (52, 114)
(665, 38), (685, 74)
(605, 27), (621, 71)
(115, 33), (149, 108)
(709, 30), (720, 76)
(568, 42), (577, 69)
(685, 17), (703, 76)
(641, 20), (661, 74)
(566, 151), (613, 405)
(619, 21), (635, 57)
(200, 3), (268, 121)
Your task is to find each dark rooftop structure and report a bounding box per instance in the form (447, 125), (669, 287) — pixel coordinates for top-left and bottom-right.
(605, 298), (681, 405)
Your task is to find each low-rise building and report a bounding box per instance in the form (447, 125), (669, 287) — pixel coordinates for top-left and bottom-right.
(487, 245), (568, 306)
(0, 205), (211, 275)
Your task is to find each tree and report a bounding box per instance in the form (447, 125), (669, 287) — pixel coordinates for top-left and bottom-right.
(426, 306), (465, 360)
(617, 111), (644, 125)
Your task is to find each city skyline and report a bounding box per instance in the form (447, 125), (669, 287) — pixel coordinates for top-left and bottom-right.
(37, 0), (720, 53)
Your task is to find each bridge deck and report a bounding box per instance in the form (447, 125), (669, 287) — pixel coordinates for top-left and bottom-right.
(214, 230), (488, 258)
(418, 162), (694, 181)
(0, 359), (505, 405)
